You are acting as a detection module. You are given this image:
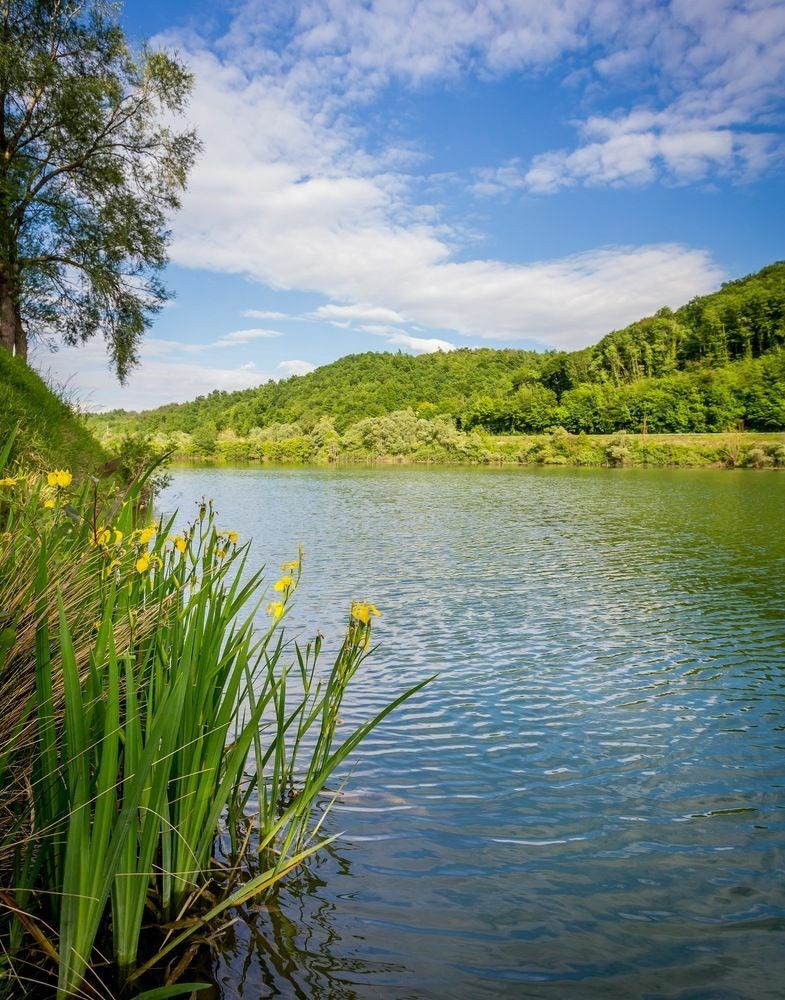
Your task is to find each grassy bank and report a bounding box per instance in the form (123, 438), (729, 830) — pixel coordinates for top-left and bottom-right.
(492, 430), (785, 468)
(0, 352), (106, 473)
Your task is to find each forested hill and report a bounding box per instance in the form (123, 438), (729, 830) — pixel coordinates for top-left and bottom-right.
(588, 260), (785, 381)
(94, 261), (785, 436)
(116, 348), (540, 434)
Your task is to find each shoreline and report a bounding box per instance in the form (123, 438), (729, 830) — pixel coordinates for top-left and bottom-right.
(152, 431), (785, 471)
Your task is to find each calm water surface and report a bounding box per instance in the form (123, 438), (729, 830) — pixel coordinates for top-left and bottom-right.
(160, 467), (785, 1000)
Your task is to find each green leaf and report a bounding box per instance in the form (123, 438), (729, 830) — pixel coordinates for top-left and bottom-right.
(134, 985), (210, 999)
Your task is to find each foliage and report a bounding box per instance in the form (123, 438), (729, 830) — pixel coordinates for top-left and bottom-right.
(87, 262), (785, 442)
(0, 0), (199, 376)
(109, 432), (173, 499)
(0, 441), (426, 997)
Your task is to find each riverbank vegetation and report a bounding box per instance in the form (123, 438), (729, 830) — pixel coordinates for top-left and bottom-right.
(90, 414), (785, 470)
(0, 435), (424, 997)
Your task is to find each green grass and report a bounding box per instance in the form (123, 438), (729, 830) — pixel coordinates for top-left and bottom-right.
(491, 430), (785, 469)
(0, 351), (106, 473)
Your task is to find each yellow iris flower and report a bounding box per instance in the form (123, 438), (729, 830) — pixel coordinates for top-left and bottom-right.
(273, 575), (294, 592)
(351, 602), (381, 625)
(47, 469), (72, 488)
(135, 554), (150, 574)
(267, 600), (285, 619)
(95, 527), (123, 547)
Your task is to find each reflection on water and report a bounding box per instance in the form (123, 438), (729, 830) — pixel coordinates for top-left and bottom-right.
(161, 467), (785, 999)
(211, 847), (406, 999)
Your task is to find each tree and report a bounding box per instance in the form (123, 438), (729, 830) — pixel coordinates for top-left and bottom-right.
(0, 0), (198, 379)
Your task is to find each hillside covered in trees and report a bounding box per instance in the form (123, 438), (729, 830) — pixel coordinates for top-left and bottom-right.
(92, 262), (785, 440)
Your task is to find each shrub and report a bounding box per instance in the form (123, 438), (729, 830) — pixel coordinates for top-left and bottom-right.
(745, 446), (774, 468)
(605, 444), (631, 467)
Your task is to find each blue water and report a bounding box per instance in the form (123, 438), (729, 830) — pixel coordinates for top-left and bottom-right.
(161, 466), (785, 999)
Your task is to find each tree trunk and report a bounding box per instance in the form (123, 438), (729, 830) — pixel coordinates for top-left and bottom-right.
(0, 264), (25, 360)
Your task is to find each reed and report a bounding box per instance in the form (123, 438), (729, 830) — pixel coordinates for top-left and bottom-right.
(0, 438), (427, 997)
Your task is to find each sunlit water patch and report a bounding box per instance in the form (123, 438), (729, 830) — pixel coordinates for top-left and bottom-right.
(160, 466), (785, 999)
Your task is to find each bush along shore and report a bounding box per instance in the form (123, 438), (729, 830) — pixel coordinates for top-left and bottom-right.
(90, 412), (785, 470)
(0, 432), (426, 998)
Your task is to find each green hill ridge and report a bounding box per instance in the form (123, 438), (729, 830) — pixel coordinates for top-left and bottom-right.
(90, 261), (785, 440)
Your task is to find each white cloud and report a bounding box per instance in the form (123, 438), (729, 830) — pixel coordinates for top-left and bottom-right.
(473, 159), (529, 197)
(278, 0), (605, 86)
(516, 1), (785, 190)
(314, 303), (406, 324)
(163, 22), (725, 353)
(523, 120), (781, 192)
(242, 309), (294, 320)
(391, 245), (723, 348)
(213, 328), (283, 346)
(278, 359), (317, 376)
(361, 324), (457, 353)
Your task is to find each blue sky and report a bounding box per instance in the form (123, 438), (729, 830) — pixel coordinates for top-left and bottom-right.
(34, 0), (785, 410)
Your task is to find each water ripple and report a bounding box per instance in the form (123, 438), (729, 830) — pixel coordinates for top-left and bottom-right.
(161, 466), (785, 999)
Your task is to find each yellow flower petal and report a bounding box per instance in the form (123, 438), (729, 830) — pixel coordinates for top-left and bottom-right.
(351, 602), (371, 625)
(267, 600), (285, 619)
(47, 469), (72, 488)
(273, 575), (294, 592)
(351, 601), (381, 625)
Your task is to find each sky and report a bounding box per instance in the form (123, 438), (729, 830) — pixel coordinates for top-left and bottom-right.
(31, 0), (785, 411)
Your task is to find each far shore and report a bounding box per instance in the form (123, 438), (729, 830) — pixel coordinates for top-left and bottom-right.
(154, 430), (785, 471)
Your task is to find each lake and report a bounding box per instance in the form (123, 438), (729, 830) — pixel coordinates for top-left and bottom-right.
(160, 466), (785, 999)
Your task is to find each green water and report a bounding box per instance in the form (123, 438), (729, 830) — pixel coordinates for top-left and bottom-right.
(162, 466), (785, 999)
